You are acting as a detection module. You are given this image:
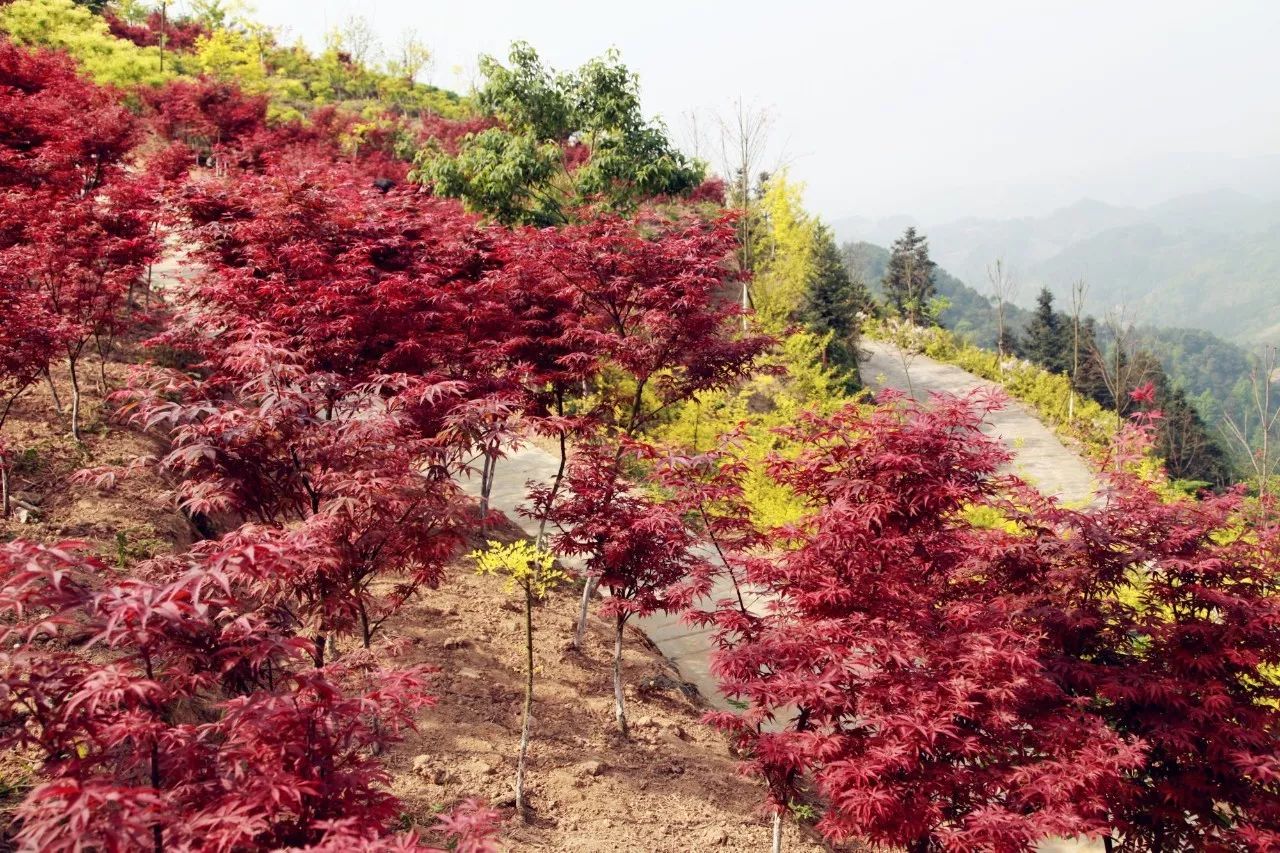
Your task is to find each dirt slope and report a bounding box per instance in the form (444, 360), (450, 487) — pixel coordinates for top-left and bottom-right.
(390, 522), (827, 852)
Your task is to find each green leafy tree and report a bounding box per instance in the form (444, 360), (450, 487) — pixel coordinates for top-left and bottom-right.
(1023, 287), (1071, 375)
(882, 226), (937, 326)
(413, 42), (703, 224)
(417, 128), (563, 225)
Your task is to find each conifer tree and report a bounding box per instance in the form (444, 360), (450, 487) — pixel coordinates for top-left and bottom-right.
(1135, 363), (1232, 487)
(881, 226), (936, 325)
(798, 223), (870, 387)
(1073, 317), (1113, 407)
(1023, 287), (1071, 375)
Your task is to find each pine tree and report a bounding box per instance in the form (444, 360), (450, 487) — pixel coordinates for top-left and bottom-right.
(799, 224), (871, 387)
(1023, 287), (1070, 375)
(882, 226), (936, 326)
(1073, 318), (1113, 409)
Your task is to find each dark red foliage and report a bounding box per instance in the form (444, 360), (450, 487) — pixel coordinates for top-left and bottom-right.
(686, 176), (728, 206)
(0, 39), (154, 443)
(0, 39), (137, 195)
(143, 78), (269, 154)
(416, 114), (500, 155)
(653, 439), (765, 619)
(16, 172), (159, 436)
(504, 212), (769, 435)
(1028, 443), (1280, 850)
(551, 440), (698, 623)
(106, 11), (209, 50)
(706, 394), (1144, 851)
(111, 328), (467, 649)
(179, 160), (505, 388)
(0, 538), (436, 852)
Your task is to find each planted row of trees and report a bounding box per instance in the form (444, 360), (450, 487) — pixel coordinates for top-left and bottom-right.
(0, 39), (162, 515)
(0, 33), (520, 850)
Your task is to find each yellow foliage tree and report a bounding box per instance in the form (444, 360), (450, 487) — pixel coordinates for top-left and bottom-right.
(0, 0), (168, 87)
(750, 170), (817, 331)
(472, 539), (565, 816)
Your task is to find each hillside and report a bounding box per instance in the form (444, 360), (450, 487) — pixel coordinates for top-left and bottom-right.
(3, 2), (1280, 850)
(842, 236), (1260, 435)
(835, 189), (1280, 344)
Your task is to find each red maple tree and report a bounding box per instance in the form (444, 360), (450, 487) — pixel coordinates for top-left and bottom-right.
(1030, 417), (1280, 851)
(705, 394), (1144, 851)
(0, 538), (446, 852)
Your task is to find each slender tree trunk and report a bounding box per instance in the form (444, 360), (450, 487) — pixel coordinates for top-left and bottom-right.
(67, 356), (82, 441)
(1, 464), (9, 519)
(313, 634), (326, 668)
(150, 740), (163, 853)
(536, 422), (567, 548)
(771, 811), (783, 853)
(358, 603), (372, 649)
(612, 612), (628, 737)
(897, 346), (917, 400)
(158, 0), (167, 74)
(45, 367), (63, 416)
(1103, 836), (1114, 853)
(479, 452), (495, 517)
(515, 582), (535, 817)
(94, 336), (110, 393)
(740, 166), (753, 332)
(143, 654), (163, 853)
(574, 576), (599, 651)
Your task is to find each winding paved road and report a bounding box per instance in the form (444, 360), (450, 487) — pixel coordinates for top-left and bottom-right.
(460, 338), (1098, 706)
(457, 338), (1102, 853)
(860, 339), (1096, 505)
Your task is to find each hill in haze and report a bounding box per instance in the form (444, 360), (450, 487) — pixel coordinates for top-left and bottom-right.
(834, 188), (1280, 345)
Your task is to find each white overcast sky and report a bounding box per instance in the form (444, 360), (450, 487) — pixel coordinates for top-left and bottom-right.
(245, 0), (1280, 224)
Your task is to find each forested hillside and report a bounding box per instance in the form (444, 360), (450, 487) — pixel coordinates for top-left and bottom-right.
(845, 233), (1272, 484)
(837, 190), (1280, 344)
(1, 1), (1279, 851)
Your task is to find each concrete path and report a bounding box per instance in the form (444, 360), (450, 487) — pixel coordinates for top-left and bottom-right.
(455, 448), (756, 713)
(459, 341), (1098, 707)
(860, 339), (1097, 505)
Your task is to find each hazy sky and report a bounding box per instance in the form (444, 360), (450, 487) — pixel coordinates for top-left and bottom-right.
(249, 0), (1280, 223)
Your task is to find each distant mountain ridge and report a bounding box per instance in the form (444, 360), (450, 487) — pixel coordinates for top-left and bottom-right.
(833, 189), (1280, 344)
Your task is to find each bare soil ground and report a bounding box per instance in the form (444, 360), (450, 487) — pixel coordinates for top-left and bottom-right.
(385, 521), (828, 851)
(1, 354), (189, 558)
